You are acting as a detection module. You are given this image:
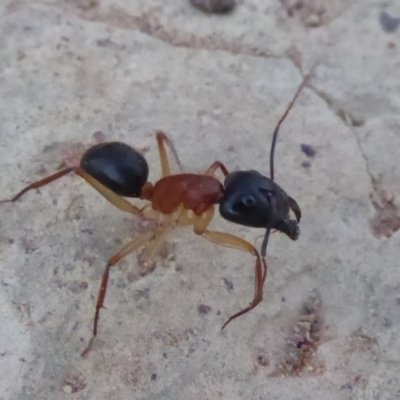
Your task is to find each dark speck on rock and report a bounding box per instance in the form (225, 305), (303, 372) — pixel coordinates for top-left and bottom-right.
(197, 304), (212, 314)
(302, 160), (311, 168)
(301, 144), (317, 157)
(79, 281), (88, 289)
(257, 354), (269, 367)
(380, 11), (400, 33)
(223, 277), (234, 290)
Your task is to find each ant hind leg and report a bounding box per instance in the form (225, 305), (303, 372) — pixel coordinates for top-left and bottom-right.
(81, 229), (156, 357)
(0, 167), (142, 216)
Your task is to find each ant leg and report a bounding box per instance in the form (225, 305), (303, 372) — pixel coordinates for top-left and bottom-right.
(190, 209), (267, 331)
(140, 224), (174, 275)
(203, 161), (229, 177)
(81, 229), (156, 357)
(287, 195), (301, 223)
(200, 230), (267, 331)
(1, 167), (142, 215)
(156, 132), (228, 178)
(0, 167), (76, 203)
(75, 168), (142, 214)
(156, 131), (183, 177)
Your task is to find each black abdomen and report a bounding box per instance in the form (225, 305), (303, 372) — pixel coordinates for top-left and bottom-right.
(80, 142), (149, 197)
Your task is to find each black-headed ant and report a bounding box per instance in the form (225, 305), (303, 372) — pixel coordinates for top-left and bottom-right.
(0, 74), (310, 356)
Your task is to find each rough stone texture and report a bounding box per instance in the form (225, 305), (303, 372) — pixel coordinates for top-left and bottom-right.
(0, 1), (399, 399)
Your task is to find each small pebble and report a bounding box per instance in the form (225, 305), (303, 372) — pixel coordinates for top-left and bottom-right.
(62, 385), (73, 394)
(190, 0), (236, 14)
(285, 348), (304, 368)
(304, 14), (322, 27)
(383, 191), (395, 203)
(92, 130), (106, 143)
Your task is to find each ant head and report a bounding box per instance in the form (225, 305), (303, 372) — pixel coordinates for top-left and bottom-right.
(219, 170), (297, 237)
(218, 73), (313, 249)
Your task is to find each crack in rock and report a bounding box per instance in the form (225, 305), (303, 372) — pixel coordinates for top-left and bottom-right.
(305, 86), (400, 238)
(68, 4), (285, 59)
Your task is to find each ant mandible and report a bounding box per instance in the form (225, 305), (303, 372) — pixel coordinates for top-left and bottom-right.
(0, 74), (310, 356)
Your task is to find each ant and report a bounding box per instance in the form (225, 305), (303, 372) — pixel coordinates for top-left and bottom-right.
(0, 74), (310, 356)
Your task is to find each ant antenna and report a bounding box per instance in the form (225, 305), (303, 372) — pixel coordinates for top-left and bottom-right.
(262, 69), (315, 257)
(269, 73), (313, 181)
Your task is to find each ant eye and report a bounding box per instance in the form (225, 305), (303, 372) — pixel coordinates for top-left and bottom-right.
(242, 195), (256, 207)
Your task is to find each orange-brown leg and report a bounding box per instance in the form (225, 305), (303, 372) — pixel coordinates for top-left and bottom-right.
(189, 208), (267, 330)
(0, 167), (142, 215)
(156, 131), (183, 176)
(204, 161), (229, 177)
(140, 224), (174, 275)
(199, 230), (267, 331)
(82, 229), (156, 357)
(0, 167), (76, 203)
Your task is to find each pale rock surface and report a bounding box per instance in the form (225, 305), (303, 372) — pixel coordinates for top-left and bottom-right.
(0, 1), (399, 399)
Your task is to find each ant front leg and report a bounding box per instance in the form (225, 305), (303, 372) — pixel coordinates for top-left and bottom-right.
(201, 230), (267, 331)
(191, 208), (267, 331)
